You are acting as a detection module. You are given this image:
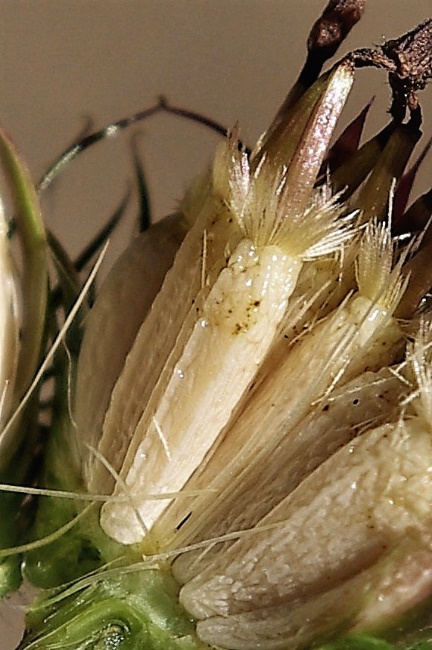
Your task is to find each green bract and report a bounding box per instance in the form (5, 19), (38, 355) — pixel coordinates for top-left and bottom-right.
(0, 131), (49, 597)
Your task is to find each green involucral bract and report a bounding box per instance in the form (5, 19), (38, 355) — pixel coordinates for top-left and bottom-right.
(0, 131), (49, 596)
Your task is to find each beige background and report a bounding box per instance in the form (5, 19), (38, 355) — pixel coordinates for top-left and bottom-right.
(1, 1), (431, 648)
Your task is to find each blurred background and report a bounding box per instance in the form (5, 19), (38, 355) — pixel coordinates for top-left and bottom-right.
(0, 1), (431, 647)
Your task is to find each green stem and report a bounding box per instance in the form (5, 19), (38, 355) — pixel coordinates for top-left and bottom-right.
(21, 568), (207, 650)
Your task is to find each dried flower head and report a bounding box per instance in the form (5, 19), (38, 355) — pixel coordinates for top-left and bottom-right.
(1, 3), (432, 650)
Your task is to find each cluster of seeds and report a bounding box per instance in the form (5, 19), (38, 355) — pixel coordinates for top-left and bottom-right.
(1, 3), (432, 650)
